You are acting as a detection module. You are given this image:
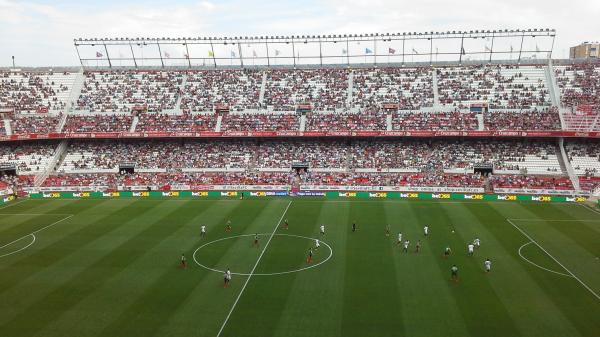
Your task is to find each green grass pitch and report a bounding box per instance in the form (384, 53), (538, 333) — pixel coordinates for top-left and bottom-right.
(0, 197), (599, 337)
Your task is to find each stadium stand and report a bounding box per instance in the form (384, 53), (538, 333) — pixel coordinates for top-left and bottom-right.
(63, 114), (132, 133)
(135, 112), (216, 132)
(0, 71), (76, 113)
(221, 112), (298, 131)
(76, 70), (182, 113)
(437, 65), (550, 109)
(352, 67), (433, 109)
(264, 69), (348, 111)
(11, 114), (60, 134)
(181, 70), (262, 112)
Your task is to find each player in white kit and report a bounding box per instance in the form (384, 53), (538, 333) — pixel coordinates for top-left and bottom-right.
(397, 232), (403, 246)
(315, 239), (320, 249)
(468, 243), (474, 256)
(200, 225), (206, 238)
(424, 225), (429, 236)
(320, 224), (325, 235)
(484, 258), (492, 273)
(474, 238), (481, 248)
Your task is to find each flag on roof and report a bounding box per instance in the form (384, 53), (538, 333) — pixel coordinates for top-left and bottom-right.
(365, 48), (373, 54)
(388, 47), (396, 54)
(96, 52), (103, 58)
(208, 51), (214, 57)
(342, 48), (347, 54)
(412, 48), (419, 54)
(164, 51), (170, 58)
(275, 50), (281, 56)
(231, 51), (236, 57)
(252, 50), (257, 57)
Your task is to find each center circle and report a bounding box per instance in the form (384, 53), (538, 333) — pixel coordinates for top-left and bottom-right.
(192, 233), (333, 276)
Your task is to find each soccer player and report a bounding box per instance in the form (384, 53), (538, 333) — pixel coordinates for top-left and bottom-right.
(226, 220), (232, 232)
(320, 224), (325, 235)
(283, 219), (289, 230)
(451, 265), (459, 282)
(200, 224), (206, 238)
(403, 240), (410, 253)
(386, 224), (391, 237)
(315, 238), (320, 249)
(307, 248), (313, 264)
(180, 253), (187, 269)
(397, 232), (403, 246)
(224, 268), (231, 287)
(253, 233), (259, 247)
(352, 221), (357, 232)
(444, 246), (452, 258)
(415, 240), (421, 253)
(467, 243), (474, 256)
(424, 225), (429, 237)
(484, 258), (492, 273)
(474, 238), (481, 248)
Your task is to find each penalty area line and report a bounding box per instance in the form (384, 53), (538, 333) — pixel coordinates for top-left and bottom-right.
(215, 200), (293, 337)
(506, 218), (600, 301)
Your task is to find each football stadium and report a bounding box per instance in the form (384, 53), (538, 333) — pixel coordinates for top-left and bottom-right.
(1, 1), (600, 336)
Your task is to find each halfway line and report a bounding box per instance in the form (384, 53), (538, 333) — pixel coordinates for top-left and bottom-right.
(215, 200), (293, 337)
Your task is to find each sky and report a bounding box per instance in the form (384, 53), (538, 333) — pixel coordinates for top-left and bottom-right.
(0, 0), (599, 67)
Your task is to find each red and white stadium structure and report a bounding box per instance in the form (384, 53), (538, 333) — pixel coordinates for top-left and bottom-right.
(1, 28), (599, 198)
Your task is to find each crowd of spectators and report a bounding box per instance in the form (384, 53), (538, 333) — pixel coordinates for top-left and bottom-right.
(63, 114), (132, 133)
(11, 114), (60, 134)
(0, 143), (55, 173)
(221, 113), (298, 131)
(352, 67), (434, 109)
(264, 69), (348, 111)
(437, 65), (550, 109)
(305, 110), (386, 131)
(135, 112), (216, 132)
(77, 71), (182, 113)
(555, 63), (600, 113)
(484, 107), (561, 130)
(393, 111), (478, 130)
(181, 70), (262, 112)
(1, 71), (73, 113)
(489, 174), (573, 190)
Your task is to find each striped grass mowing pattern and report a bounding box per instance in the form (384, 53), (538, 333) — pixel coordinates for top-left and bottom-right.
(0, 198), (599, 337)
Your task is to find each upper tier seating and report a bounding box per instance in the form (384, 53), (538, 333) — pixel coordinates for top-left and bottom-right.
(352, 67), (433, 109)
(437, 65), (550, 109)
(264, 69), (348, 111)
(77, 71), (182, 113)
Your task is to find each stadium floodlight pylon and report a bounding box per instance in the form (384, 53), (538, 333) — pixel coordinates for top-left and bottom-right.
(74, 28), (556, 69)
